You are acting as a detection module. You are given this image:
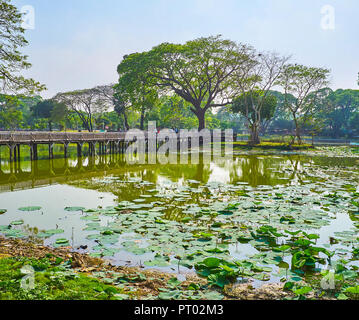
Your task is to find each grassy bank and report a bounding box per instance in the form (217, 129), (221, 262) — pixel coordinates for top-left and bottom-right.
(232, 141), (314, 150)
(0, 237), (293, 300)
(1, 237), (358, 300)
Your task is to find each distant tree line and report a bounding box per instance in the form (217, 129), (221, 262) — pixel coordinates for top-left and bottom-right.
(1, 86), (359, 142)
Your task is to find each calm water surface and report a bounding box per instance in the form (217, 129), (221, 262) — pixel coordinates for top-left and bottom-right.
(0, 150), (358, 282)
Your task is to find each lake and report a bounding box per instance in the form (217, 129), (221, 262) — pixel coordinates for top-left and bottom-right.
(0, 148), (358, 287)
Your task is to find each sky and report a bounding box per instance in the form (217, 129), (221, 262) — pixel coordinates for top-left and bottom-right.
(12, 0), (359, 98)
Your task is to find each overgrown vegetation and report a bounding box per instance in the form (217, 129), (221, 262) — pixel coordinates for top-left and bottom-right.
(0, 256), (127, 300)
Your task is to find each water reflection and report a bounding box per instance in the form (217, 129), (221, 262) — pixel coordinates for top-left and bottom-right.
(1, 151), (358, 274)
(1, 152), (356, 193)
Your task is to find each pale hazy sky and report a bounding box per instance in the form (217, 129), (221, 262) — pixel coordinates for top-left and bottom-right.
(13, 0), (359, 98)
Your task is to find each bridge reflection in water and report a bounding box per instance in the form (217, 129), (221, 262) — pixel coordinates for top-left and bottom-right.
(0, 152), (137, 192)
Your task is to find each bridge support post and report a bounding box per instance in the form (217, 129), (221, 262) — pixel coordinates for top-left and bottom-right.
(64, 143), (69, 159)
(8, 144), (15, 162)
(16, 145), (20, 162)
(30, 144), (38, 161)
(48, 143), (54, 160)
(104, 142), (108, 155)
(77, 143), (83, 158)
(90, 142), (97, 157)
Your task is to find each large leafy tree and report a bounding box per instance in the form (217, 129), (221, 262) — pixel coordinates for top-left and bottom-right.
(278, 64), (330, 144)
(0, 94), (22, 129)
(32, 99), (67, 131)
(113, 94), (131, 131)
(324, 89), (359, 138)
(116, 55), (158, 130)
(0, 0), (45, 95)
(232, 91), (277, 141)
(94, 83), (132, 131)
(233, 52), (289, 144)
(265, 90), (295, 135)
(53, 86), (111, 132)
(116, 35), (254, 130)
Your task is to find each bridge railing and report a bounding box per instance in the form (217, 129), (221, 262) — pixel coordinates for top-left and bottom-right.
(0, 131), (127, 144)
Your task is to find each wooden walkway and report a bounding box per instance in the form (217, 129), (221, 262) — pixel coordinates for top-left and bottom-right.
(0, 131), (128, 144)
(0, 130), (236, 162)
(0, 131), (129, 161)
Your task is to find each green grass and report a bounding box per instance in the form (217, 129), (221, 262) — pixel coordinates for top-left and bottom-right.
(231, 141), (313, 150)
(0, 256), (126, 300)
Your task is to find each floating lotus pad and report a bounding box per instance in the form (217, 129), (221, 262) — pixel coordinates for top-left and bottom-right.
(64, 206), (86, 212)
(1, 228), (27, 238)
(53, 238), (70, 247)
(37, 229), (65, 238)
(54, 157), (359, 289)
(18, 206), (42, 212)
(10, 220), (24, 226)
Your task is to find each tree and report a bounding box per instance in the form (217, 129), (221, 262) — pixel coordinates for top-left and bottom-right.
(233, 52), (289, 144)
(232, 91), (277, 141)
(278, 64), (330, 144)
(0, 95), (22, 129)
(50, 101), (68, 126)
(266, 90), (295, 136)
(215, 107), (245, 132)
(349, 112), (359, 137)
(146, 95), (192, 129)
(0, 0), (45, 95)
(113, 94), (130, 131)
(32, 99), (68, 131)
(116, 56), (158, 130)
(53, 87), (111, 132)
(324, 89), (359, 138)
(94, 84), (133, 131)
(116, 35), (254, 130)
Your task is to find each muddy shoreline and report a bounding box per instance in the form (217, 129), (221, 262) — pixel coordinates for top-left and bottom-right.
(0, 236), (293, 300)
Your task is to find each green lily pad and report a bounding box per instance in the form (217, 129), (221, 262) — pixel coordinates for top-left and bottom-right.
(64, 207), (85, 212)
(10, 220), (24, 226)
(54, 238), (70, 247)
(37, 229), (65, 238)
(201, 291), (224, 300)
(18, 206), (42, 212)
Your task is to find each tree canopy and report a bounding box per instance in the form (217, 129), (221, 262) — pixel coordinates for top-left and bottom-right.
(232, 91), (277, 141)
(116, 35), (255, 130)
(53, 87), (113, 132)
(278, 64), (331, 143)
(0, 0), (45, 95)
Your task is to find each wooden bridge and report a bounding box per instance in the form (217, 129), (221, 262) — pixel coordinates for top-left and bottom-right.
(0, 130), (236, 162)
(0, 131), (129, 161)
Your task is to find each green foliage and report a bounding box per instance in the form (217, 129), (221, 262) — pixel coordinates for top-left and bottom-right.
(278, 64), (330, 144)
(0, 0), (45, 95)
(116, 35), (254, 130)
(0, 257), (124, 300)
(232, 91), (278, 140)
(31, 99), (68, 131)
(195, 258), (239, 288)
(53, 87), (112, 132)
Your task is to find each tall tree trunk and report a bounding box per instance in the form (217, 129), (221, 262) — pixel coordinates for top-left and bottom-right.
(123, 112), (129, 131)
(140, 106), (145, 130)
(85, 118), (92, 132)
(249, 124), (260, 145)
(48, 121), (52, 132)
(196, 109), (206, 131)
(292, 114), (301, 144)
(294, 118), (301, 144)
